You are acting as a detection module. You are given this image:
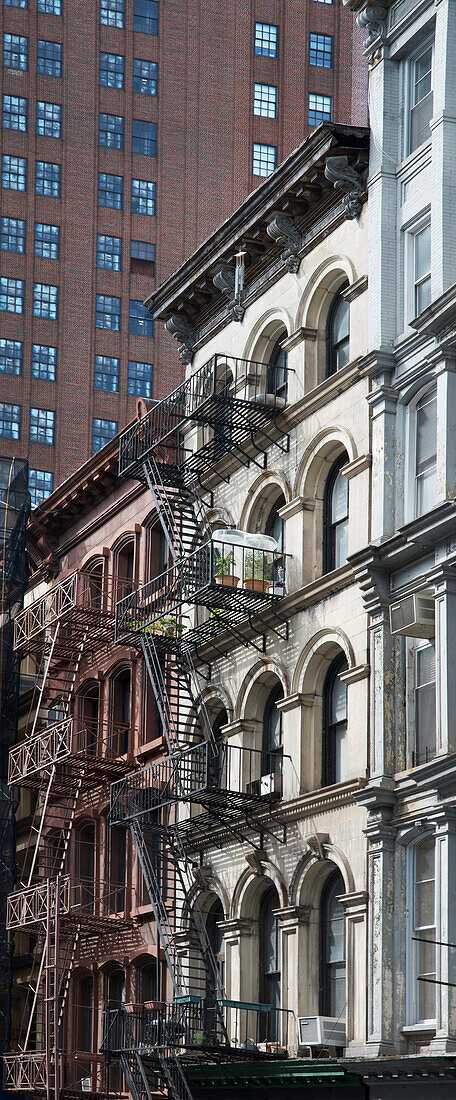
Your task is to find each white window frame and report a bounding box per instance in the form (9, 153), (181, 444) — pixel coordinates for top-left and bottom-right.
(404, 382), (436, 522)
(404, 37), (434, 159)
(406, 835), (438, 1027)
(404, 214), (431, 327)
(405, 636), (436, 768)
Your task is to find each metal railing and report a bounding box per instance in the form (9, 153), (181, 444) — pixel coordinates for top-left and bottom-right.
(3, 1052), (48, 1091)
(7, 875), (71, 930)
(102, 999), (293, 1056)
(14, 572), (132, 651)
(8, 716), (133, 785)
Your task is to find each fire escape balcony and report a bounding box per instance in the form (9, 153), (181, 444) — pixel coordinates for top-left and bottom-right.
(3, 1052), (48, 1092)
(6, 873), (133, 934)
(6, 874), (71, 930)
(115, 538), (286, 651)
(8, 716), (136, 789)
(118, 352), (289, 485)
(14, 569), (117, 657)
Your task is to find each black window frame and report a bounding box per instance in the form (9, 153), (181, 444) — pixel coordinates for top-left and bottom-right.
(133, 57), (158, 94)
(3, 32), (28, 71)
(36, 161), (61, 197)
(254, 21), (279, 57)
(99, 112), (124, 150)
(322, 654), (348, 787)
(96, 233), (122, 270)
(92, 417), (118, 453)
(36, 101), (62, 138)
(1, 216), (26, 254)
(0, 277), (24, 314)
(0, 339), (23, 376)
(29, 406), (55, 446)
(100, 52), (125, 88)
(33, 282), (59, 320)
(98, 172), (123, 210)
(319, 871), (346, 1018)
(323, 453), (349, 574)
(95, 294), (121, 331)
(326, 283), (350, 377)
(309, 32), (333, 68)
(133, 0), (159, 35)
(131, 178), (156, 215)
(31, 344), (57, 381)
(129, 299), (154, 337)
(94, 354), (120, 393)
(29, 468), (54, 507)
(0, 402), (21, 439)
(132, 118), (157, 156)
(127, 360), (153, 398)
(34, 222), (60, 260)
(2, 154), (27, 191)
(100, 0), (125, 28)
(37, 39), (62, 77)
(2, 94), (28, 131)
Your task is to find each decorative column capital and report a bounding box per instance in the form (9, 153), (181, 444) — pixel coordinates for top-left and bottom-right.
(357, 3), (388, 59)
(220, 719), (259, 739)
(274, 905), (311, 930)
(218, 918), (254, 944)
(339, 891), (368, 918)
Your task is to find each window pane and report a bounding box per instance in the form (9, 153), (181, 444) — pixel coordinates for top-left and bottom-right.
(129, 300), (153, 336)
(415, 224), (430, 281)
(0, 278), (24, 313)
(127, 360), (153, 398)
(30, 407), (55, 445)
(35, 223), (60, 259)
(254, 22), (278, 57)
(133, 58), (158, 94)
(0, 339), (23, 375)
(29, 469), (53, 507)
(33, 283), (59, 320)
(0, 403), (21, 439)
(1, 217), (26, 253)
(331, 675), (347, 724)
(93, 417), (118, 452)
(415, 390), (436, 515)
(97, 235), (122, 270)
(36, 161), (61, 197)
(98, 173), (123, 209)
(99, 113), (124, 149)
(253, 83), (278, 118)
(94, 355), (120, 392)
(3, 95), (28, 131)
(3, 33), (28, 70)
(309, 32), (333, 67)
(37, 40), (62, 77)
(100, 52), (124, 88)
(252, 143), (276, 177)
(331, 470), (348, 524)
(2, 155), (27, 191)
(100, 0), (124, 27)
(133, 0), (159, 34)
(131, 178), (156, 215)
(32, 344), (57, 381)
(132, 119), (157, 156)
(308, 93), (332, 125)
(96, 294), (121, 330)
(38, 0), (62, 11)
(37, 101), (62, 138)
(414, 47), (432, 104)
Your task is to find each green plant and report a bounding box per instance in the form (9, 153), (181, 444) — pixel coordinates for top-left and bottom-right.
(214, 551), (237, 577)
(244, 550), (273, 582)
(210, 608), (228, 625)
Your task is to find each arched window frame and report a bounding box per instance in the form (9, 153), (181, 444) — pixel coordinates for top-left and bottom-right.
(322, 654), (348, 787)
(262, 683), (284, 779)
(110, 664), (132, 756)
(73, 971), (94, 1054)
(325, 283), (350, 377)
(405, 385), (437, 521)
(259, 885), (281, 1039)
(407, 834), (437, 1026)
(323, 454), (349, 574)
(75, 820), (95, 911)
(266, 335), (288, 402)
(319, 870), (346, 1019)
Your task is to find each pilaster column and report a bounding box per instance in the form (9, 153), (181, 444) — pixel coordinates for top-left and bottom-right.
(275, 905), (311, 1052)
(276, 693), (310, 799)
(365, 817), (395, 1054)
(340, 454), (371, 556)
(431, 567), (456, 756)
(432, 353), (456, 504)
(430, 0), (456, 299)
(368, 607), (398, 777)
(340, 892), (368, 1053)
(364, 354), (398, 540)
(218, 918), (255, 1007)
(430, 811), (456, 1051)
(278, 496), (314, 589)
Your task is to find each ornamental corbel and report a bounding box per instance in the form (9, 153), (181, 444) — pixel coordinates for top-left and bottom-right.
(324, 156), (367, 219)
(357, 4), (388, 58)
(164, 311), (196, 365)
(266, 211), (303, 274)
(212, 262), (245, 322)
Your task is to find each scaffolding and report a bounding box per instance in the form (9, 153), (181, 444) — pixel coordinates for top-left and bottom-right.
(104, 355), (290, 1100)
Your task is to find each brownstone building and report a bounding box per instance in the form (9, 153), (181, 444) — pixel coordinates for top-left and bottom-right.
(0, 0), (366, 501)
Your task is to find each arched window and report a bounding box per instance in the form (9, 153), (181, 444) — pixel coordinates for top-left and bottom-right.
(326, 286), (350, 377)
(259, 885), (280, 1039)
(107, 823), (126, 913)
(322, 656), (348, 786)
(74, 974), (93, 1052)
(323, 456), (349, 572)
(262, 684), (284, 781)
(135, 957), (160, 1003)
(84, 559), (104, 610)
(76, 822), (95, 910)
(116, 539), (135, 600)
(111, 668), (131, 755)
(410, 836), (436, 1024)
(77, 683), (99, 755)
(208, 709), (227, 788)
(267, 336), (288, 402)
(414, 388), (437, 517)
(206, 898), (225, 999)
(320, 872), (346, 1018)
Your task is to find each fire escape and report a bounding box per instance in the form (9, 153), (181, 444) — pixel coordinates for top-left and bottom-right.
(103, 354), (290, 1100)
(3, 569), (136, 1100)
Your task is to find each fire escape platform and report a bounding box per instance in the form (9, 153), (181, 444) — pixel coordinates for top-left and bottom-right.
(183, 1058), (363, 1094)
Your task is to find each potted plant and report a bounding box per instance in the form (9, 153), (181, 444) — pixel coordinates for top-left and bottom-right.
(214, 550), (239, 588)
(243, 550), (273, 593)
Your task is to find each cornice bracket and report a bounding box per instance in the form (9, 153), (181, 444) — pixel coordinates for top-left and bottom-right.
(165, 311), (196, 364)
(324, 155), (367, 219)
(266, 211), (304, 273)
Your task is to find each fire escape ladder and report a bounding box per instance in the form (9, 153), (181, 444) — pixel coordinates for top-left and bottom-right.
(28, 622), (60, 740)
(140, 633), (212, 756)
(44, 878), (60, 1100)
(120, 1052), (159, 1100)
(169, 830), (227, 1019)
(130, 819), (186, 997)
(140, 634), (183, 757)
(156, 1051), (194, 1100)
(142, 454), (207, 565)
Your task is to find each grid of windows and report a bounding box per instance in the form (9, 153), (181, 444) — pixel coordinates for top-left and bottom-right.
(128, 360), (153, 398)
(35, 223), (60, 259)
(134, 0), (159, 34)
(93, 417), (118, 452)
(2, 155), (27, 191)
(30, 407), (55, 445)
(133, 58), (158, 95)
(0, 278), (24, 313)
(131, 178), (156, 215)
(96, 294), (121, 330)
(37, 40), (62, 77)
(129, 300), (153, 337)
(130, 239), (155, 272)
(3, 95), (27, 131)
(3, 33), (28, 70)
(254, 22), (278, 57)
(94, 355), (120, 392)
(132, 119), (157, 156)
(0, 403), (20, 439)
(36, 161), (61, 197)
(97, 234), (122, 271)
(32, 344), (57, 381)
(29, 469), (54, 507)
(253, 82), (278, 118)
(309, 33), (333, 67)
(98, 173), (123, 209)
(33, 283), (58, 320)
(1, 217), (26, 253)
(38, 0), (62, 11)
(308, 92), (332, 125)
(0, 339), (23, 376)
(99, 113), (124, 150)
(252, 143), (277, 177)
(100, 52), (124, 88)
(37, 102), (62, 138)
(100, 0), (124, 26)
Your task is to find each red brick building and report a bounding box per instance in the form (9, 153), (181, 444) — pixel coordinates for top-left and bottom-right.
(0, 0), (366, 498)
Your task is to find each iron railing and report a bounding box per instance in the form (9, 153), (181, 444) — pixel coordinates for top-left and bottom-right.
(6, 875), (71, 930)
(8, 716), (133, 786)
(3, 1052), (48, 1091)
(102, 1000), (293, 1056)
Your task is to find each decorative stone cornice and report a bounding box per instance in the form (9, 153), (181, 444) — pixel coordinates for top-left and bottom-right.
(339, 663), (370, 685)
(340, 453), (371, 480)
(212, 261), (245, 323)
(278, 496), (314, 520)
(220, 719), (259, 740)
(218, 918), (254, 941)
(276, 692), (312, 713)
(341, 275), (368, 302)
(164, 311), (196, 365)
(324, 155), (368, 218)
(274, 905), (311, 928)
(266, 211), (304, 274)
(280, 327), (317, 352)
(357, 4), (389, 58)
(339, 890), (368, 916)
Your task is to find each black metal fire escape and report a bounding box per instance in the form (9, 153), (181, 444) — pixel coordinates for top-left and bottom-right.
(104, 354), (290, 1100)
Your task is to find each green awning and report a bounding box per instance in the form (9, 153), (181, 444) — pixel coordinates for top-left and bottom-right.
(184, 1057), (362, 1091)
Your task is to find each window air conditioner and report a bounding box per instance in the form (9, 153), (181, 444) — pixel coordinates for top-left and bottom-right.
(389, 593), (435, 638)
(81, 1078), (92, 1093)
(298, 1016), (346, 1048)
(260, 772), (282, 798)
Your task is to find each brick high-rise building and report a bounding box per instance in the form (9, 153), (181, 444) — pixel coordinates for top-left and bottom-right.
(0, 0), (366, 499)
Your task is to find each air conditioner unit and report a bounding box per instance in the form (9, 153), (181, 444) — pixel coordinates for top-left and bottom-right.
(298, 1016), (346, 1048)
(81, 1078), (92, 1093)
(260, 772), (282, 798)
(389, 593), (434, 638)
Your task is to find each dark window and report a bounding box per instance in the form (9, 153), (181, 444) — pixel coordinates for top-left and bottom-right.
(413, 641), (436, 765)
(96, 294), (121, 330)
(1, 217), (26, 254)
(205, 897), (224, 1023)
(131, 178), (156, 215)
(0, 403), (21, 439)
(320, 872), (346, 1017)
(323, 455), (349, 572)
(133, 58), (158, 94)
(98, 172), (123, 209)
(133, 0), (159, 34)
(93, 418), (118, 453)
(100, 0), (124, 27)
(2, 154), (27, 191)
(259, 886), (280, 1039)
(99, 112), (124, 150)
(262, 684), (284, 778)
(37, 40), (62, 76)
(31, 344), (57, 381)
(128, 360), (153, 398)
(74, 976), (93, 1053)
(38, 0), (62, 11)
(3, 33), (28, 70)
(252, 143), (276, 177)
(34, 223), (60, 259)
(129, 299), (153, 336)
(76, 823), (95, 909)
(253, 82), (278, 118)
(326, 285), (349, 375)
(100, 52), (124, 88)
(0, 278), (24, 313)
(132, 119), (157, 156)
(265, 494), (286, 586)
(309, 32), (333, 67)
(322, 656), (348, 785)
(36, 161), (61, 197)
(33, 283), (58, 320)
(130, 239), (155, 274)
(0, 339), (22, 376)
(254, 21), (278, 57)
(3, 95), (27, 131)
(94, 355), (120, 392)
(29, 469), (53, 507)
(308, 92), (332, 125)
(36, 101), (62, 138)
(30, 407), (55, 445)
(267, 336), (288, 401)
(97, 234), (122, 270)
